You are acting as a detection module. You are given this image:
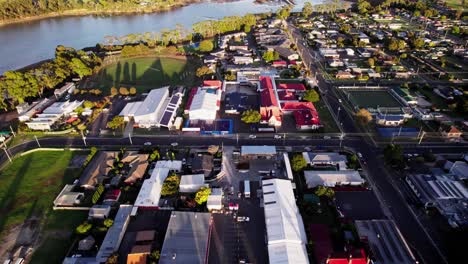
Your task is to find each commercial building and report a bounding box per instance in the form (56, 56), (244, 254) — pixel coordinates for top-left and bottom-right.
(260, 76), (282, 127)
(262, 179), (309, 264)
(119, 87), (183, 128)
(179, 174), (208, 193)
(96, 205), (133, 263)
(160, 211), (211, 264)
(186, 80), (222, 121)
(26, 100), (83, 130)
(207, 188), (223, 211)
(355, 220), (418, 264)
(302, 152), (348, 169)
(304, 171), (365, 188)
(53, 184), (84, 207)
(17, 98), (53, 122)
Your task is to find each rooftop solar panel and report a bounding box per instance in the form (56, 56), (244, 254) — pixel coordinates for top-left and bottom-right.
(170, 95), (180, 105)
(159, 111), (173, 126)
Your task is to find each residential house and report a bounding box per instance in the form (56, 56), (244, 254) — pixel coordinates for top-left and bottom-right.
(440, 125), (462, 140)
(335, 71), (354, 79)
(274, 46), (299, 61)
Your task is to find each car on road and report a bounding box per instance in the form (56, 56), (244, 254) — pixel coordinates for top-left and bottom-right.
(248, 135), (257, 139)
(143, 142), (152, 146)
(170, 142), (178, 147)
(274, 135), (282, 139)
(357, 152), (363, 159)
(229, 203), (239, 211)
(323, 136), (331, 139)
(338, 99), (342, 103)
(237, 216), (250, 222)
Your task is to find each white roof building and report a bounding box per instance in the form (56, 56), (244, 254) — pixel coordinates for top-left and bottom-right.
(302, 152), (348, 169)
(241, 145), (277, 156)
(134, 168), (170, 208)
(26, 100), (83, 130)
(207, 188), (223, 211)
(189, 90), (219, 120)
(154, 160), (182, 172)
(304, 171), (365, 188)
(283, 153), (294, 180)
(262, 179), (309, 264)
(96, 205), (133, 263)
(179, 174), (208, 193)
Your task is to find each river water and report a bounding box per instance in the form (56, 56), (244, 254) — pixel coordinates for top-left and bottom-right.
(0, 0), (322, 73)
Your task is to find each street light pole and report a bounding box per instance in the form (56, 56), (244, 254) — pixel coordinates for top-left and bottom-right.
(3, 147), (12, 163)
(81, 130), (87, 146)
(34, 135), (41, 147)
(128, 133), (133, 145)
(9, 125), (16, 137)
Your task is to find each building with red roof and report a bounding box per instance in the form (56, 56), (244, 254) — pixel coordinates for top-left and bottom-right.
(277, 90), (297, 101)
(309, 224), (333, 264)
(282, 102), (321, 130)
(277, 82), (306, 91)
(260, 76), (282, 127)
(327, 249), (367, 264)
(202, 80), (223, 90)
(272, 60), (287, 67)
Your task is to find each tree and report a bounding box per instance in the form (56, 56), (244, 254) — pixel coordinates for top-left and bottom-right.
(413, 10), (421, 17)
(355, 108), (372, 125)
(397, 40), (406, 50)
(357, 0), (371, 14)
(107, 116), (125, 130)
(388, 38), (400, 51)
(348, 154), (359, 169)
(70, 58), (91, 78)
(76, 222), (93, 235)
(336, 37), (345, 48)
(225, 72), (236, 81)
(105, 253), (119, 264)
(119, 87), (129, 96)
(367, 58), (375, 67)
(452, 26), (460, 35)
(161, 175), (180, 196)
(302, 2), (313, 18)
(83, 100), (94, 109)
(196, 66), (214, 79)
(303, 89), (320, 103)
(129, 87), (137, 95)
(199, 40), (214, 52)
(383, 144), (404, 167)
(340, 24), (351, 34)
(149, 250), (160, 263)
(315, 186), (335, 198)
(149, 149), (161, 161)
(195, 187), (211, 205)
(291, 154), (307, 172)
(110, 86), (118, 96)
(412, 38), (424, 49)
(262, 50), (279, 63)
(241, 110), (261, 124)
(103, 219), (114, 228)
(277, 5), (291, 20)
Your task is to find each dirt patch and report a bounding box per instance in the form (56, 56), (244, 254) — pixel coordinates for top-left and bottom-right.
(0, 218), (40, 262)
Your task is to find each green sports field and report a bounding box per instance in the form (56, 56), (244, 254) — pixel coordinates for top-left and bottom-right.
(87, 56), (200, 94)
(347, 90), (402, 109)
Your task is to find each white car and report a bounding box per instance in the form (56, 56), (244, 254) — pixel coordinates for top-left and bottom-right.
(237, 216), (250, 222)
(274, 135), (282, 139)
(143, 142), (152, 146)
(357, 152), (363, 159)
(171, 142), (178, 147)
(248, 135), (257, 139)
(338, 99), (342, 103)
(323, 136), (331, 140)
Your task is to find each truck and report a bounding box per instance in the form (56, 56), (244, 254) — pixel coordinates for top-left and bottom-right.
(244, 180), (250, 198)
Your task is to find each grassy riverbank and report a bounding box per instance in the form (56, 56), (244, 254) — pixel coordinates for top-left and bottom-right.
(0, 0), (202, 27)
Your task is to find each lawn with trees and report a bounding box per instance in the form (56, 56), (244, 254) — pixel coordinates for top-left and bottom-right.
(90, 56), (199, 94)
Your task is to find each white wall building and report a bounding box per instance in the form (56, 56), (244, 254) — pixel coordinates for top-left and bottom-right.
(262, 179), (309, 264)
(134, 167), (170, 208)
(189, 90), (220, 121)
(304, 171), (365, 188)
(207, 188), (223, 211)
(25, 100), (83, 130)
(179, 174), (208, 193)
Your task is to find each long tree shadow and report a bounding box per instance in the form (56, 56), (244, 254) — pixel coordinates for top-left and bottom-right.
(123, 61), (131, 84)
(115, 61), (122, 87)
(0, 155), (33, 234)
(138, 56), (200, 88)
(131, 62), (137, 83)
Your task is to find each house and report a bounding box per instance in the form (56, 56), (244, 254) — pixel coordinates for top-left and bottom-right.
(434, 87), (454, 100)
(355, 220), (417, 264)
(328, 59), (344, 67)
(241, 145), (276, 159)
(260, 76), (282, 127)
(335, 71), (354, 79)
(54, 82), (75, 99)
(179, 174), (208, 193)
(302, 152), (348, 168)
(319, 48), (340, 59)
(233, 56), (254, 65)
(357, 48), (371, 57)
(358, 32), (370, 44)
(127, 245), (152, 264)
(134, 167), (170, 209)
(262, 179), (309, 264)
(229, 44), (249, 51)
(207, 188), (223, 211)
(440, 125), (462, 140)
(274, 46), (300, 61)
(78, 151), (117, 189)
(304, 171), (365, 188)
(160, 211), (211, 264)
(281, 102), (321, 130)
(345, 48), (355, 56)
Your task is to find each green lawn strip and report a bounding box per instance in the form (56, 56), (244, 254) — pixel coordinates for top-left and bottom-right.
(315, 100), (340, 133)
(0, 151), (80, 236)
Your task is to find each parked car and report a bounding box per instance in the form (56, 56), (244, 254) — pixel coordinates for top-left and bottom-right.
(274, 135), (282, 139)
(144, 142), (152, 146)
(171, 142), (179, 147)
(248, 135), (257, 139)
(237, 216), (250, 222)
(357, 152), (363, 159)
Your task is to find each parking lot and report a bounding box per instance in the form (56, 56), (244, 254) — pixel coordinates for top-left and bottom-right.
(209, 180), (267, 264)
(335, 191), (386, 220)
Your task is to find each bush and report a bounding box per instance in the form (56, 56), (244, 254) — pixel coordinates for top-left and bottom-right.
(199, 40), (214, 52)
(161, 175), (180, 196)
(291, 154), (307, 172)
(92, 184), (105, 204)
(76, 221), (93, 235)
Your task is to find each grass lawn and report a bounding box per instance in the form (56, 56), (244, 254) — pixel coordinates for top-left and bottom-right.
(315, 100), (340, 133)
(86, 56), (200, 94)
(0, 151), (88, 263)
(346, 90), (402, 109)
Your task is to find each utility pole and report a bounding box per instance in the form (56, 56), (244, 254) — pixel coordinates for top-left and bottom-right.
(339, 132), (344, 148)
(81, 130), (87, 146)
(3, 147), (12, 163)
(9, 125), (16, 137)
(34, 135), (41, 147)
(418, 131), (426, 145)
(236, 133), (239, 146)
(128, 133), (133, 145)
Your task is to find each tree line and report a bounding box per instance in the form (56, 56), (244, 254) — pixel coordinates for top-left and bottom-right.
(0, 45), (102, 109)
(0, 0), (188, 21)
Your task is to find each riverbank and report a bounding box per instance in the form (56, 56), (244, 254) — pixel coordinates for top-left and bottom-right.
(0, 0), (203, 27)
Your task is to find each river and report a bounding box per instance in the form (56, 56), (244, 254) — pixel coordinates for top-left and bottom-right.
(0, 0), (323, 74)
